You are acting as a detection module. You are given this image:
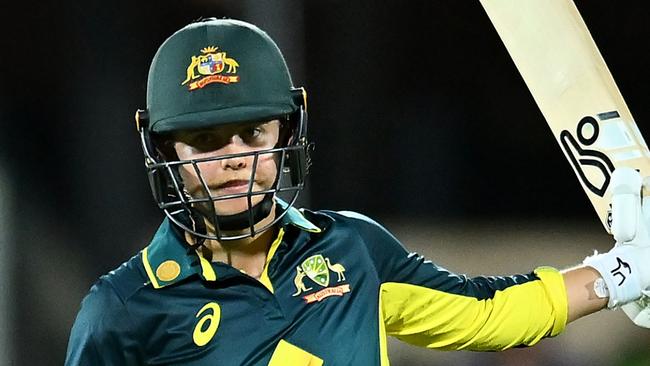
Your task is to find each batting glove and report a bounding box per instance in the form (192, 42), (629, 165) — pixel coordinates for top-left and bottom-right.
(582, 167), (650, 327)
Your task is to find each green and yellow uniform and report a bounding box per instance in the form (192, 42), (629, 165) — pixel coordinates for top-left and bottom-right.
(65, 204), (567, 365)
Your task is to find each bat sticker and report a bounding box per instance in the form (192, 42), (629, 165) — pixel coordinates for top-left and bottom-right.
(559, 114), (616, 197)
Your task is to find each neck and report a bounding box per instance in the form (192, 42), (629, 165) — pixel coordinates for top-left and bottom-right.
(190, 206), (278, 279)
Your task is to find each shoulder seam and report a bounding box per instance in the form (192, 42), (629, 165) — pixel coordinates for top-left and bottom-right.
(100, 278), (148, 358)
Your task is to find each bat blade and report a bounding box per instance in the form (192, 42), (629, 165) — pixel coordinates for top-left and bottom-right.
(479, 0), (650, 232)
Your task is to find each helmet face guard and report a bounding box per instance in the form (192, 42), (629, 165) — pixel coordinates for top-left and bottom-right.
(137, 95), (311, 243)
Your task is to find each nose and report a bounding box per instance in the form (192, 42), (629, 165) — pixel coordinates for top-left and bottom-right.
(221, 155), (247, 170)
(219, 136), (250, 170)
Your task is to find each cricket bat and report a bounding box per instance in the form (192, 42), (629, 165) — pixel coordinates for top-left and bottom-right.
(479, 0), (650, 327)
(481, 0), (650, 233)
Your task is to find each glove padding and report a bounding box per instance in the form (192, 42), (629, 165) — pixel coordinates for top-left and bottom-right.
(621, 290), (650, 327)
(583, 168), (650, 327)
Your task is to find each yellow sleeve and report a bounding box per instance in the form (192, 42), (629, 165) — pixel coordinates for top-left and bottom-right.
(380, 267), (568, 351)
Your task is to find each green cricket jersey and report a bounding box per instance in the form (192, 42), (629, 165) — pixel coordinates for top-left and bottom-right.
(65, 204), (567, 365)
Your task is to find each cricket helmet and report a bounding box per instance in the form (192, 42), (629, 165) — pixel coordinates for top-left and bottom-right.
(135, 18), (311, 243)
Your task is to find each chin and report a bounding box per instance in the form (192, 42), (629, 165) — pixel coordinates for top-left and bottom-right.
(213, 196), (265, 216)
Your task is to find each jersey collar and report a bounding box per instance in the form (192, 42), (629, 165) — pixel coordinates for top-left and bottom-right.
(277, 199), (322, 233)
(141, 202), (321, 289)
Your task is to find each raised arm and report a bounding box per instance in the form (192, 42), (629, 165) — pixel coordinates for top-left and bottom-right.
(562, 266), (607, 323)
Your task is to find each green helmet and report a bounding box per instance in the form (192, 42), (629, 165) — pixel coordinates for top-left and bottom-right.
(146, 18), (300, 133)
(136, 18), (311, 242)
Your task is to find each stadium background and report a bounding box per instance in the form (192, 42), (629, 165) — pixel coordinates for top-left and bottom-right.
(1, 1), (649, 364)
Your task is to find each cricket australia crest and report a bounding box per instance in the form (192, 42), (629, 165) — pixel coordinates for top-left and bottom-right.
(292, 254), (350, 304)
(181, 46), (240, 90)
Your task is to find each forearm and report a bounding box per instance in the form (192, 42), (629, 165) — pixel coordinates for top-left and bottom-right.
(562, 265), (608, 323)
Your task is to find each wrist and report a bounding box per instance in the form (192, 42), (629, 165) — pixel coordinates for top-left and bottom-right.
(593, 277), (609, 299)
(583, 247), (643, 308)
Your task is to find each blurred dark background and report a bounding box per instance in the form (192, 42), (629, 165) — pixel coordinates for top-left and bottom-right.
(1, 1), (650, 365)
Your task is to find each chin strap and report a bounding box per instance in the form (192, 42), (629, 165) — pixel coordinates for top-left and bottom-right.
(214, 193), (275, 231)
(172, 193), (275, 246)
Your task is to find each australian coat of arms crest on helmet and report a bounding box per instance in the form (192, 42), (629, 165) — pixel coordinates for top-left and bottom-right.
(181, 46), (240, 91)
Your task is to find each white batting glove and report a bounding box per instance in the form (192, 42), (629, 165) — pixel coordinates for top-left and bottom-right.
(619, 172), (650, 328)
(582, 168), (650, 327)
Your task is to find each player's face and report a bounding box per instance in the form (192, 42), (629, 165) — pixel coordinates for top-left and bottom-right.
(172, 120), (281, 217)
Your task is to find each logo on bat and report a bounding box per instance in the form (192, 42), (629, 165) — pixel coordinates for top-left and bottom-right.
(560, 113), (616, 197)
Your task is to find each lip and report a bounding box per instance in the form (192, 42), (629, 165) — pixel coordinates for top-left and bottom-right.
(215, 180), (251, 193)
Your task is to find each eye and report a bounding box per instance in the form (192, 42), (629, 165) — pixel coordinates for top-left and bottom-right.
(187, 132), (220, 151)
(241, 126), (263, 141)
(193, 132), (215, 144)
